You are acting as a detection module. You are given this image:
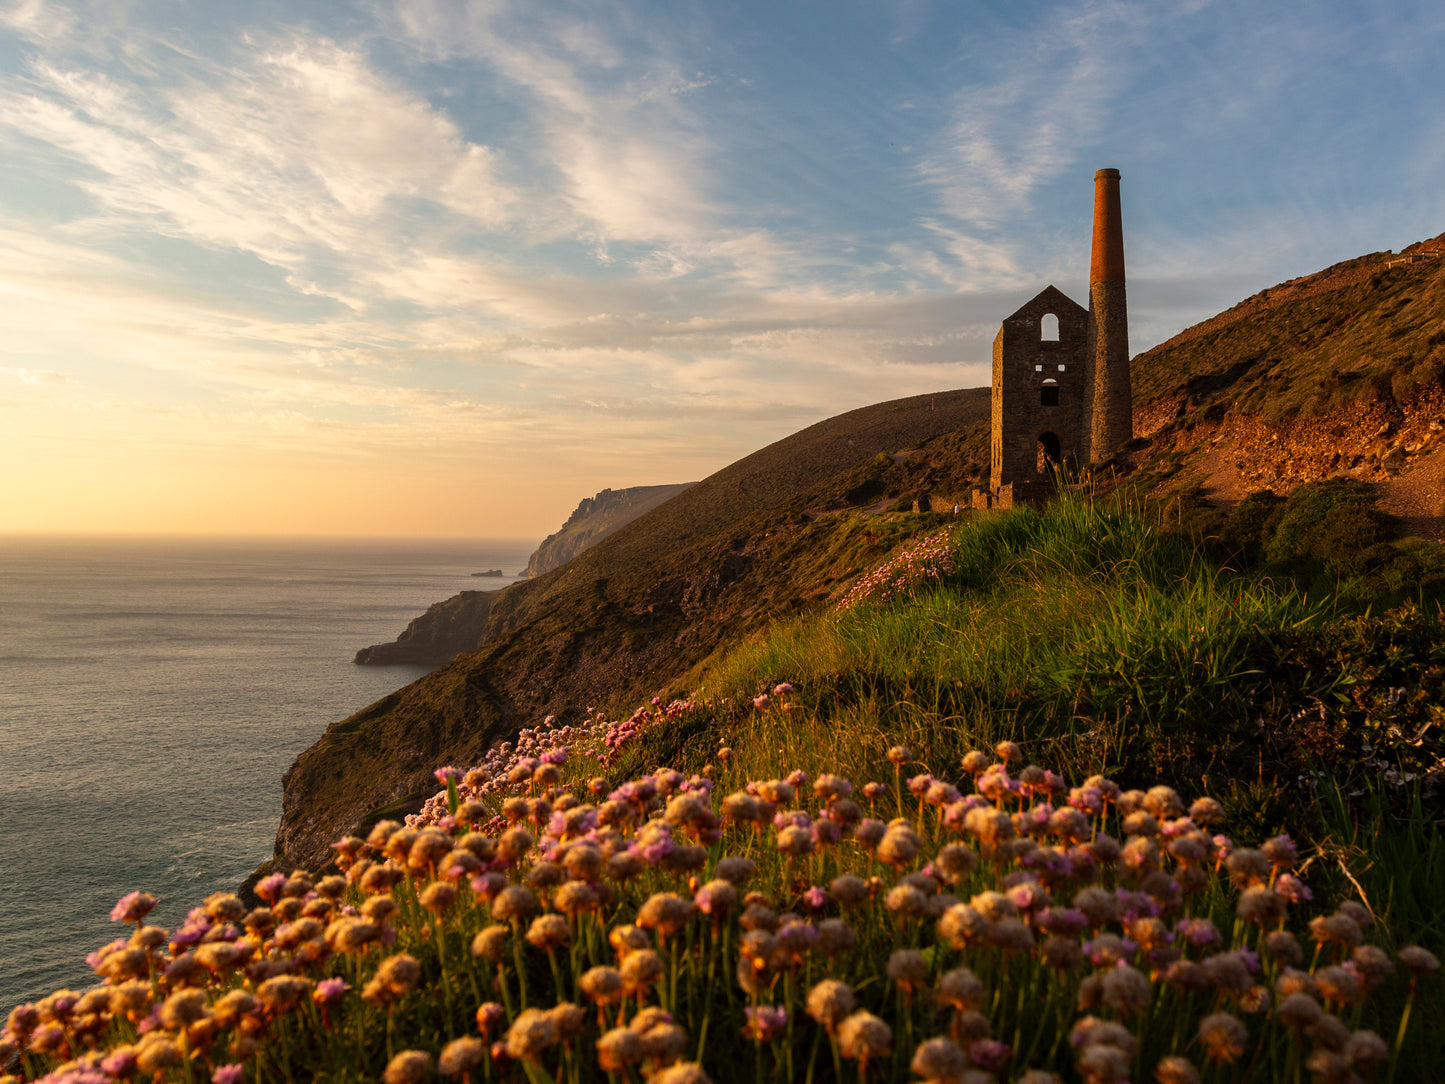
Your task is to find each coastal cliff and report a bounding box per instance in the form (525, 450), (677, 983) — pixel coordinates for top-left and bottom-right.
(354, 483), (695, 669)
(353, 591), (498, 666)
(274, 388), (993, 870)
(524, 483), (694, 579)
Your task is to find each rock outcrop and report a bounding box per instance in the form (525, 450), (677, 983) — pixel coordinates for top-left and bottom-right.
(355, 483), (696, 669)
(353, 591), (498, 667)
(523, 484), (695, 578)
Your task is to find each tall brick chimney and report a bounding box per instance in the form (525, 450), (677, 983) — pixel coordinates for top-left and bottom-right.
(1086, 167), (1130, 462)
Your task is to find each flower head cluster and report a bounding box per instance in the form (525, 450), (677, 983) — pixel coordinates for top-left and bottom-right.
(5, 719), (1435, 1084)
(836, 527), (956, 610)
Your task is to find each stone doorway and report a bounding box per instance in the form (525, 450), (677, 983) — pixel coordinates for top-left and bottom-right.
(1037, 432), (1062, 473)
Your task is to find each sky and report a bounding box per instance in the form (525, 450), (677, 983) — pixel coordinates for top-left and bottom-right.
(1, 0), (1442, 539)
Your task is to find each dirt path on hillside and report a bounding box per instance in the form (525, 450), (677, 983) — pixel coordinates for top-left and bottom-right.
(1191, 431), (1250, 512)
(1377, 445), (1445, 541)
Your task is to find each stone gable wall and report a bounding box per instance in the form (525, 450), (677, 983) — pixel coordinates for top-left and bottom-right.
(991, 291), (1088, 490)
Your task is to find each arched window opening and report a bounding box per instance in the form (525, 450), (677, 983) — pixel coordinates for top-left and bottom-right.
(1037, 432), (1062, 473)
(1040, 313), (1059, 341)
(1040, 378), (1059, 407)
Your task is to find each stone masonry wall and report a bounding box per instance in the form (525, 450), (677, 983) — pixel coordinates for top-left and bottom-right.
(991, 286), (1089, 490)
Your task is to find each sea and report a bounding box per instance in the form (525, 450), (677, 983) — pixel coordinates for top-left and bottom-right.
(0, 534), (536, 1012)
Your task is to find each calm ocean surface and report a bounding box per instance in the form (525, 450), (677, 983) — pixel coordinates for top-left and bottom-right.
(0, 535), (535, 1011)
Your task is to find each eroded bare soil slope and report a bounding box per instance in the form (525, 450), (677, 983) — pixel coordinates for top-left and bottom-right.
(1128, 243), (1445, 537)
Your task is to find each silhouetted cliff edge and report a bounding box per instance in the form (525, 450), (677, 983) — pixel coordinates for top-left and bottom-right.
(353, 484), (696, 668)
(353, 591), (498, 667)
(524, 483), (695, 579)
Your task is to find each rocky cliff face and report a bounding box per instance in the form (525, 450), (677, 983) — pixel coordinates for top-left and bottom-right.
(524, 483), (694, 578)
(354, 483), (696, 669)
(353, 591), (498, 666)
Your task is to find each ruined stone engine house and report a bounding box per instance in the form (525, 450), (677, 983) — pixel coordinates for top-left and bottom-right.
(984, 168), (1132, 507)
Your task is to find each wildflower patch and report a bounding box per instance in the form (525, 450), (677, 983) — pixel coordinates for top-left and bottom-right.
(3, 726), (1437, 1083)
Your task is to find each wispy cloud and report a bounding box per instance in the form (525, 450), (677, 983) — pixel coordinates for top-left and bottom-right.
(921, 1), (1149, 227)
(0, 0), (75, 43)
(1, 365), (74, 385)
(1, 33), (520, 297)
(387, 0), (818, 289)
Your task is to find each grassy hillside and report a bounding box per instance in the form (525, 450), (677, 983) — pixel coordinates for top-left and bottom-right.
(13, 496), (1442, 1083)
(1132, 250), (1445, 422)
(273, 389), (992, 871)
(275, 238), (1445, 876)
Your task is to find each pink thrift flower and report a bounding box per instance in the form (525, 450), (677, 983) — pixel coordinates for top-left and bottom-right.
(802, 886), (827, 910)
(109, 890), (157, 923)
(976, 768), (1013, 802)
(471, 873), (507, 901)
(137, 1006), (162, 1034)
(1160, 816), (1197, 839)
(1263, 833), (1298, 868)
(906, 773), (934, 796)
(434, 765), (464, 785)
(213, 1065), (245, 1084)
(313, 977), (349, 1006)
(1007, 880), (1048, 911)
(633, 834), (674, 863)
(1176, 918), (1222, 949)
(1022, 803), (1053, 831)
(968, 1039), (1012, 1073)
(101, 1050), (138, 1077)
(476, 1001), (506, 1038)
(86, 939), (125, 969)
(255, 873), (287, 904)
(8, 1003), (39, 1035)
(1276, 874), (1313, 903)
(812, 819), (841, 846)
(743, 1004), (788, 1042)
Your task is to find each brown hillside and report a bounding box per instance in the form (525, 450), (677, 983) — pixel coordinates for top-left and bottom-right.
(1127, 246), (1445, 538)
(522, 483), (698, 580)
(268, 234), (1445, 878)
(272, 389), (991, 870)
